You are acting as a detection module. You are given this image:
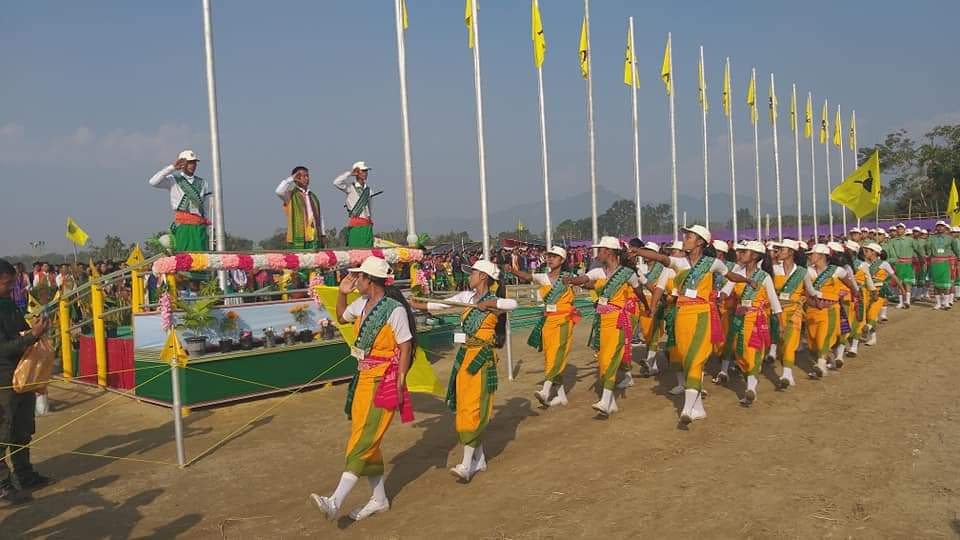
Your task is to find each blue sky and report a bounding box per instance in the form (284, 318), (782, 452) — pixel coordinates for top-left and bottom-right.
(2, 0), (958, 255)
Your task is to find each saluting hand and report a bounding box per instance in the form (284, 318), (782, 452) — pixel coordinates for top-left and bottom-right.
(338, 274), (357, 294)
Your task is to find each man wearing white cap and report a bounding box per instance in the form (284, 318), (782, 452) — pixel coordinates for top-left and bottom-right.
(952, 227), (960, 302)
(886, 223), (917, 308)
(148, 150), (210, 252)
(276, 166), (325, 250)
(333, 161), (376, 248)
(927, 221), (960, 309)
(911, 227), (931, 301)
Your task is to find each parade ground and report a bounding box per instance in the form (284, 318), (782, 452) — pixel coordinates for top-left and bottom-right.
(0, 306), (955, 539)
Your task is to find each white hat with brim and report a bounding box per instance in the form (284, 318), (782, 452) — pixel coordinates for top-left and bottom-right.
(352, 161), (372, 171)
(467, 259), (500, 281)
(849, 227), (861, 233)
(827, 241), (844, 253)
(592, 236), (622, 251)
(713, 240), (729, 253)
(738, 240), (765, 254)
(864, 243), (883, 255)
(546, 246), (568, 260)
(178, 149), (199, 161)
(897, 223), (906, 228)
(669, 241), (684, 251)
(681, 224), (712, 244)
(845, 240), (860, 252)
(347, 256), (392, 279)
(778, 239), (800, 251)
(936, 220), (948, 228)
(808, 243), (831, 255)
(798, 240), (809, 250)
(644, 241), (659, 251)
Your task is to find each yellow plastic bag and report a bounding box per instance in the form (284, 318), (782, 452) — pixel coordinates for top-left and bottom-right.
(13, 336), (55, 393)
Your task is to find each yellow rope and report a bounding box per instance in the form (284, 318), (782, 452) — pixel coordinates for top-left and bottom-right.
(5, 442), (176, 467)
(6, 367), (172, 461)
(0, 364), (167, 391)
(181, 365), (286, 392)
(185, 354), (352, 467)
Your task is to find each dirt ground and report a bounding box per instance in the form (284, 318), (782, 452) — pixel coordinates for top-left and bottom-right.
(2, 305), (959, 539)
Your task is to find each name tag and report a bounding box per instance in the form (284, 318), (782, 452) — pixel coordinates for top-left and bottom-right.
(535, 290), (543, 302)
(742, 300), (753, 308)
(598, 297), (609, 306)
(779, 292), (791, 301)
(684, 288), (698, 299)
(938, 248), (946, 254)
(350, 346), (365, 360)
(545, 304), (558, 313)
(453, 332), (467, 344)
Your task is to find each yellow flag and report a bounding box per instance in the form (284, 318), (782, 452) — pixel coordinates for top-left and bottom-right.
(697, 53), (708, 111)
(833, 107), (842, 147)
(65, 217), (89, 247)
(465, 0), (474, 48)
(660, 35), (672, 95)
(406, 347), (444, 396)
(819, 100), (829, 144)
(312, 285), (360, 345)
(849, 110), (858, 151)
(531, 0), (546, 68)
(789, 89), (797, 132)
(401, 0), (408, 30)
(88, 258), (100, 279)
(159, 331), (188, 366)
(830, 150), (881, 218)
(746, 71), (757, 124)
(126, 244), (144, 266)
(804, 93), (813, 139)
(768, 79), (777, 124)
(578, 17), (589, 79)
(948, 178), (960, 227)
(722, 60), (731, 117)
(623, 31), (638, 88)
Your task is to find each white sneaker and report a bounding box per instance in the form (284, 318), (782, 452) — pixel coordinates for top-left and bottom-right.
(473, 455), (488, 474)
(680, 406), (706, 424)
(865, 332), (877, 346)
(534, 390), (549, 407)
(616, 371), (634, 389)
(349, 498), (390, 521)
(450, 463), (475, 482)
(592, 398), (618, 416)
(668, 384), (686, 396)
(548, 394), (568, 407)
(310, 494), (338, 521)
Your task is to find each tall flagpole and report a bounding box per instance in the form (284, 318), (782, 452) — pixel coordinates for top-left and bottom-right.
(667, 33), (679, 240)
(699, 46), (710, 226)
(585, 0), (598, 246)
(725, 57), (738, 243)
(852, 109), (861, 228)
(201, 0), (227, 291)
(629, 17), (642, 238)
(770, 73), (783, 241)
(469, 0), (491, 259)
(751, 68), (761, 238)
(809, 92), (819, 240)
(823, 99), (834, 241)
(837, 104), (847, 234)
(394, 0), (417, 247)
(534, 0), (552, 247)
(792, 84), (802, 238)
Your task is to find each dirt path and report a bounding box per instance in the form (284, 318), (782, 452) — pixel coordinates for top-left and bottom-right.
(2, 307), (958, 539)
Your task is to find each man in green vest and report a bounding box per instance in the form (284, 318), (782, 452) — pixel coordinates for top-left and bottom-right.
(927, 221), (960, 309)
(149, 150), (210, 252)
(277, 166), (325, 250)
(333, 161), (375, 248)
(888, 223), (918, 308)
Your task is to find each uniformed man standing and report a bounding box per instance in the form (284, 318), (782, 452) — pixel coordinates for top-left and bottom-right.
(149, 150), (210, 252)
(333, 161), (375, 248)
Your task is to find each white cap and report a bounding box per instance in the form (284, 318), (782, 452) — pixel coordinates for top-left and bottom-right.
(827, 241), (844, 253)
(467, 259), (500, 281)
(845, 240), (860, 252)
(352, 161), (371, 171)
(888, 225), (898, 231)
(849, 227), (861, 233)
(912, 226), (922, 233)
(644, 241), (659, 251)
(681, 224), (712, 244)
(864, 243), (883, 255)
(592, 236), (622, 251)
(779, 239), (800, 251)
(545, 245), (567, 260)
(347, 256), (393, 279)
(936, 220), (949, 228)
(739, 240), (766, 254)
(713, 239), (729, 253)
(669, 241), (684, 251)
(765, 241), (778, 250)
(897, 222), (906, 228)
(921, 228), (929, 234)
(178, 149), (199, 161)
(953, 226), (960, 233)
(808, 243), (831, 255)
(798, 240), (809, 250)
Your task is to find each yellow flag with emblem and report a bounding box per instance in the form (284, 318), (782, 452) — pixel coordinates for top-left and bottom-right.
(722, 59), (731, 117)
(849, 110), (858, 151)
(697, 52), (708, 111)
(578, 17), (589, 79)
(830, 150), (881, 218)
(65, 217), (89, 247)
(746, 71), (757, 124)
(768, 78), (777, 124)
(465, 0), (474, 48)
(623, 29), (638, 88)
(804, 93), (813, 139)
(126, 244), (144, 266)
(833, 107), (842, 147)
(159, 331), (188, 366)
(532, 0), (546, 68)
(819, 100), (829, 144)
(948, 178), (960, 227)
(660, 34), (672, 95)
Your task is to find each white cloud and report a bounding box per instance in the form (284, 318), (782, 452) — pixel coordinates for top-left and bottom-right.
(0, 122), (204, 169)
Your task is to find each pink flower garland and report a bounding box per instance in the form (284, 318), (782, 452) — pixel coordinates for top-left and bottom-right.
(237, 254), (254, 271)
(283, 253), (300, 270)
(266, 253), (286, 270)
(221, 254), (240, 269)
(149, 249), (423, 274)
(153, 257), (177, 274)
(308, 273), (323, 309)
(159, 293), (173, 331)
(174, 253), (193, 272)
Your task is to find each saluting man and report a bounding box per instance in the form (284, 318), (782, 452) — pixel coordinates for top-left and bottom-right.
(148, 150), (210, 252)
(276, 166), (325, 250)
(333, 161), (375, 248)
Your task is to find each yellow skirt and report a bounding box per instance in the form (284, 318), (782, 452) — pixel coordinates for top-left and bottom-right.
(456, 347), (494, 447)
(597, 311), (625, 390)
(805, 304), (839, 359)
(542, 317), (574, 382)
(778, 303), (803, 368)
(345, 363), (395, 477)
(674, 304), (713, 391)
(733, 312), (764, 377)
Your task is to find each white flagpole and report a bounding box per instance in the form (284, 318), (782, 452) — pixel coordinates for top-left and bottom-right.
(629, 17), (642, 238)
(770, 73), (783, 241)
(700, 45), (710, 226)
(792, 84), (802, 238)
(751, 67), (761, 239)
(585, 0), (598, 246)
(683, 211), (688, 228)
(809, 92), (819, 241)
(201, 0), (227, 291)
(837, 104), (847, 234)
(667, 33), (679, 240)
(469, 0), (491, 259)
(852, 109), (861, 228)
(823, 99), (834, 241)
(765, 213), (770, 239)
(725, 57), (738, 243)
(394, 0), (417, 247)
(535, 1), (552, 247)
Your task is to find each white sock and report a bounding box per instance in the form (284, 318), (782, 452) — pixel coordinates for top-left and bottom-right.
(850, 339), (858, 352)
(601, 388), (614, 407)
(693, 392), (706, 415)
(460, 445), (476, 468)
(473, 443), (486, 465)
(782, 366), (794, 382)
(936, 295), (943, 308)
(720, 360), (730, 373)
(541, 380), (553, 395)
(898, 294), (904, 306)
(675, 372), (685, 387)
(768, 344), (778, 359)
(747, 375), (758, 393)
(881, 306), (888, 318)
(368, 475), (388, 504)
(682, 388), (698, 414)
(906, 291), (912, 304)
(834, 344), (845, 359)
(556, 385), (567, 401)
(646, 350), (657, 368)
(332, 472), (359, 508)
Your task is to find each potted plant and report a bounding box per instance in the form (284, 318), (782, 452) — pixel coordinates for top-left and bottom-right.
(238, 330), (255, 350)
(289, 304), (313, 343)
(319, 319), (337, 340)
(218, 310), (239, 353)
(283, 326), (297, 346)
(175, 298), (216, 356)
(263, 327), (276, 348)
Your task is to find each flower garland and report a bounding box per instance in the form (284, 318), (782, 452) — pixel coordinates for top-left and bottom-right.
(159, 293), (173, 331)
(151, 248), (423, 275)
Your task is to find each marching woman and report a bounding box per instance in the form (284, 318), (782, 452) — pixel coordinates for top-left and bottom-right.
(505, 246), (581, 408)
(630, 241), (675, 378)
(927, 221), (960, 310)
(311, 256), (416, 522)
(804, 244), (861, 378)
(720, 241), (784, 404)
(844, 241), (876, 358)
(564, 237), (648, 416)
(409, 260), (517, 482)
(862, 243), (898, 346)
(632, 226), (753, 424)
(772, 239), (807, 389)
